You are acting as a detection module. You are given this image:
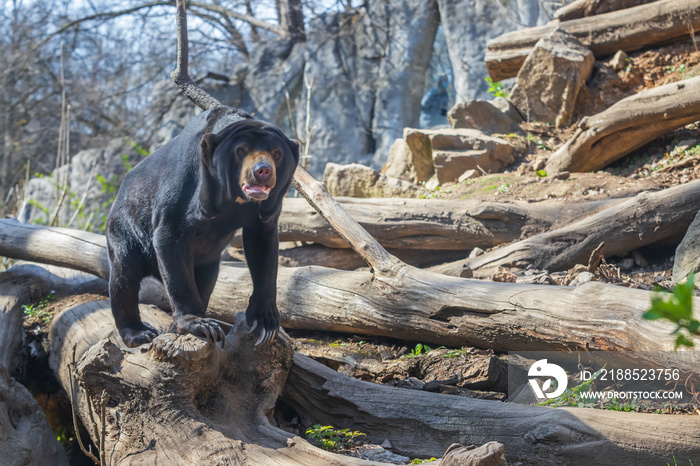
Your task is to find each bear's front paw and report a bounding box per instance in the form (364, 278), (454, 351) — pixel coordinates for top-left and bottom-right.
(173, 315), (226, 346)
(246, 301), (280, 346)
(119, 322), (160, 348)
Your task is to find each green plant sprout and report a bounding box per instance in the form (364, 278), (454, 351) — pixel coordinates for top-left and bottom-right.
(22, 291), (56, 325)
(304, 425), (366, 452)
(643, 274), (699, 348)
(485, 77), (508, 98)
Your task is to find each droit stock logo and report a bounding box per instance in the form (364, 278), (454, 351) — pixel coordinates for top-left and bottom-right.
(528, 359), (568, 399)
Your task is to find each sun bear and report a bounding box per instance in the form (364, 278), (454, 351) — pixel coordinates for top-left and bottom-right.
(106, 106), (299, 347)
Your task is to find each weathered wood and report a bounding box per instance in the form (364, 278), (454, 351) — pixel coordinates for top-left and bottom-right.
(486, 0), (700, 81)
(46, 296), (385, 465)
(240, 196), (621, 251)
(450, 180), (700, 276)
(275, 244), (467, 270)
(546, 77), (700, 173)
(284, 353), (700, 465)
(2, 220), (696, 366)
(553, 0), (658, 21)
(0, 266), (95, 466)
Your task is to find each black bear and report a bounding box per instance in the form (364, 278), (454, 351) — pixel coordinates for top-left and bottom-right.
(106, 106), (299, 347)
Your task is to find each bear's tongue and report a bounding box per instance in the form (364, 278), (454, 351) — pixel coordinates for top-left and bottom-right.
(243, 184), (270, 194)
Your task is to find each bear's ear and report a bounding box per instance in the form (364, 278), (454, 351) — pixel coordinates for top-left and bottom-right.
(288, 138), (301, 165)
(200, 133), (219, 169)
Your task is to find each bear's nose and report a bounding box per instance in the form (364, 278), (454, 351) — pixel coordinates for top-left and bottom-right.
(254, 162), (272, 182)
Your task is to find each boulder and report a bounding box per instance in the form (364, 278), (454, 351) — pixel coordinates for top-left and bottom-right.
(322, 163), (420, 198)
(440, 442), (508, 466)
(403, 129), (438, 183)
(673, 209), (700, 286)
(437, 0), (548, 102)
(403, 128), (515, 184)
(17, 139), (146, 231)
(508, 29), (594, 127)
(381, 138), (414, 181)
(447, 99), (521, 134)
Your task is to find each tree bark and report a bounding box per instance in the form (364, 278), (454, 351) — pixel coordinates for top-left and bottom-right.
(254, 196), (621, 250)
(485, 0), (700, 81)
(0, 266), (104, 466)
(1, 220), (696, 370)
(546, 77), (700, 174)
(46, 296), (385, 465)
(449, 180), (700, 277)
(553, 0), (659, 21)
(284, 353), (700, 465)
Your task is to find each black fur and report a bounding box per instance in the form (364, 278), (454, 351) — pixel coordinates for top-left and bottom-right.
(106, 107), (299, 347)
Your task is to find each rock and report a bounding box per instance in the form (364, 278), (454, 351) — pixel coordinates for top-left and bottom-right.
(437, 0), (548, 102)
(469, 247), (485, 258)
(673, 210), (700, 285)
(17, 139), (146, 230)
(618, 257), (635, 271)
(441, 442), (508, 466)
(431, 131), (515, 183)
(380, 439), (393, 450)
(509, 29), (594, 128)
(382, 137), (439, 186)
(419, 353), (506, 391)
(490, 269), (517, 283)
(322, 163), (420, 198)
(447, 99), (521, 134)
(553, 171), (570, 180)
(609, 50), (628, 71)
(404, 128), (515, 184)
(352, 445), (410, 464)
(490, 97), (524, 123)
(569, 271), (595, 286)
(458, 169), (480, 182)
(460, 266), (474, 278)
(632, 249), (649, 268)
(424, 174), (440, 190)
(403, 128), (437, 183)
(531, 157), (546, 171)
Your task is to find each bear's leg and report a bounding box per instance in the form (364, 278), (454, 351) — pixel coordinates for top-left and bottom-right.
(109, 250), (159, 347)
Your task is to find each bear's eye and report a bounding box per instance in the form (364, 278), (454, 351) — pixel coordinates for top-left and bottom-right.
(235, 147), (247, 158)
(271, 149), (282, 161)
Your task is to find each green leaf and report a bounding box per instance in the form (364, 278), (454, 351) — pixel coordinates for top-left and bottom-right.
(675, 334), (695, 349)
(535, 170), (547, 178)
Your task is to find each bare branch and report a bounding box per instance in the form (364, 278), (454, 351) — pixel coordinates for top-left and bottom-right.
(189, 1), (283, 35)
(170, 0), (222, 111)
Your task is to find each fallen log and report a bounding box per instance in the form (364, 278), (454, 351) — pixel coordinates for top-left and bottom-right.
(284, 352), (700, 465)
(274, 244), (467, 270)
(457, 180), (700, 277)
(485, 0), (700, 81)
(253, 197), (620, 250)
(0, 265), (104, 466)
(3, 219), (698, 371)
(546, 77), (700, 174)
(553, 0), (658, 21)
(45, 295), (387, 465)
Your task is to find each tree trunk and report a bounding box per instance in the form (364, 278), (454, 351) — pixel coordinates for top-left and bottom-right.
(553, 0), (659, 21)
(255, 197), (621, 250)
(485, 0), (700, 81)
(546, 77), (700, 174)
(0, 266), (103, 466)
(450, 180), (700, 276)
(46, 295), (385, 465)
(276, 0), (305, 42)
(284, 353), (700, 465)
(1, 220), (696, 371)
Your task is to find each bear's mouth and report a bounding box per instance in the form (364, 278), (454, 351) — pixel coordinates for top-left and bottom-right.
(242, 183), (271, 201)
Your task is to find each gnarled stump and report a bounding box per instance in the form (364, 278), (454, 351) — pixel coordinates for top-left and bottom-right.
(46, 298), (383, 465)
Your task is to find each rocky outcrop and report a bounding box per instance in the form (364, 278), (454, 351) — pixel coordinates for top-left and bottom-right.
(437, 0), (548, 102)
(323, 163), (420, 198)
(146, 0), (547, 177)
(18, 139), (146, 230)
(508, 29), (595, 127)
(447, 99), (522, 134)
(401, 128), (515, 184)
